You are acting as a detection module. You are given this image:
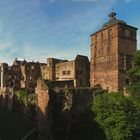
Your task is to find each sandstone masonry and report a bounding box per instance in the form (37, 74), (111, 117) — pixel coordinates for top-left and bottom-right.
(90, 11), (137, 92)
(0, 55), (90, 92)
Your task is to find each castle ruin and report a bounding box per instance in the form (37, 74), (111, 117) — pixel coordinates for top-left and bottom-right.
(0, 55), (90, 92)
(90, 11), (137, 92)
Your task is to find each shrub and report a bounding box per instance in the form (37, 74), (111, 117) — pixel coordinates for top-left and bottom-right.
(15, 90), (28, 105)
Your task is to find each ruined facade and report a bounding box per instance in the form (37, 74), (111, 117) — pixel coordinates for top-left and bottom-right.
(12, 59), (41, 91)
(90, 11), (137, 92)
(0, 59), (43, 92)
(0, 55), (90, 91)
(36, 79), (102, 140)
(40, 55), (90, 87)
(54, 55), (90, 87)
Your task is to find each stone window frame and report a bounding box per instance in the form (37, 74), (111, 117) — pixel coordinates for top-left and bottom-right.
(101, 32), (104, 47)
(125, 29), (130, 37)
(95, 34), (97, 44)
(62, 70), (71, 75)
(62, 71), (66, 75)
(108, 28), (113, 47)
(67, 70), (71, 75)
(94, 45), (97, 57)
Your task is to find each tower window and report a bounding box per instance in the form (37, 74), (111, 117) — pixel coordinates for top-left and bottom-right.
(95, 35), (97, 44)
(108, 29), (112, 38)
(125, 29), (130, 37)
(101, 32), (103, 47)
(108, 29), (112, 47)
(94, 46), (97, 57)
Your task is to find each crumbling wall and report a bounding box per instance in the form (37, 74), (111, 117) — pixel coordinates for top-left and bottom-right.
(49, 88), (98, 140)
(36, 79), (54, 140)
(36, 79), (104, 140)
(0, 87), (14, 111)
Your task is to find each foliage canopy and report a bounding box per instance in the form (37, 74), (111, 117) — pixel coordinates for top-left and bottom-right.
(92, 92), (140, 140)
(126, 50), (140, 98)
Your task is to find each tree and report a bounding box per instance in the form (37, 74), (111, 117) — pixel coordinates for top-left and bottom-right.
(134, 50), (140, 66)
(92, 92), (140, 140)
(126, 50), (140, 98)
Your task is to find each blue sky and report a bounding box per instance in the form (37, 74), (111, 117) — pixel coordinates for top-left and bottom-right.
(0, 0), (139, 64)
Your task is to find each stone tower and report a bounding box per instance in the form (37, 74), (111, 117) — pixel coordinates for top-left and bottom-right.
(90, 11), (137, 92)
(0, 63), (9, 88)
(36, 79), (54, 140)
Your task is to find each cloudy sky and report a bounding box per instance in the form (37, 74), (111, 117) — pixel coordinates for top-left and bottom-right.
(0, 0), (139, 64)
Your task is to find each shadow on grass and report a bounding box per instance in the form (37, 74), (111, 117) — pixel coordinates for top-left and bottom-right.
(0, 106), (37, 140)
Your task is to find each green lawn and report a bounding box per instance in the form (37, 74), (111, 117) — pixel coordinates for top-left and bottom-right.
(0, 107), (38, 140)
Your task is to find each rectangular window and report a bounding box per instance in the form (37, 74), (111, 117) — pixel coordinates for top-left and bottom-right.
(108, 29), (112, 47)
(67, 70), (71, 75)
(95, 35), (97, 44)
(62, 71), (71, 75)
(62, 71), (66, 75)
(94, 46), (97, 57)
(101, 32), (103, 47)
(108, 29), (112, 36)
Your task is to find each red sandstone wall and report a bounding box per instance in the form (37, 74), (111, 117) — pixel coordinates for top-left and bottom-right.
(90, 23), (137, 92)
(90, 24), (119, 91)
(36, 79), (54, 140)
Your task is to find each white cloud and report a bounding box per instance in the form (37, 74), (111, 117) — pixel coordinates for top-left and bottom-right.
(125, 0), (132, 3)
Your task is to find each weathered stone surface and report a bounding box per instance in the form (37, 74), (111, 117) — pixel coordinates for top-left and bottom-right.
(35, 79), (103, 140)
(48, 87), (98, 140)
(90, 11), (137, 92)
(0, 55), (90, 92)
(43, 55), (90, 87)
(36, 79), (54, 140)
(0, 87), (14, 111)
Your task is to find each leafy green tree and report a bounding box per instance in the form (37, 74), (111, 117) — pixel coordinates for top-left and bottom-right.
(134, 50), (140, 66)
(126, 50), (140, 98)
(92, 92), (140, 140)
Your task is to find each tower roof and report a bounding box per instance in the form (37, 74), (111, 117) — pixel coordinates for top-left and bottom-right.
(101, 10), (126, 29)
(90, 10), (137, 36)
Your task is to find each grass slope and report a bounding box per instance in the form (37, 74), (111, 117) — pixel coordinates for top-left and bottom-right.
(0, 107), (36, 140)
